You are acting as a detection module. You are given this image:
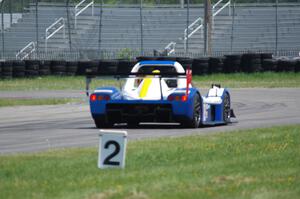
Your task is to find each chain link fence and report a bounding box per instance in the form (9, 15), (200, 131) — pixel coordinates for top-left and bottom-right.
(0, 0), (299, 60)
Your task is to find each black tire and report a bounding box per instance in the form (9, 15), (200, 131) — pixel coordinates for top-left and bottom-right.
(94, 117), (112, 128)
(182, 94), (202, 128)
(26, 70), (39, 77)
(223, 92), (231, 124)
(295, 60), (300, 73)
(25, 60), (39, 71)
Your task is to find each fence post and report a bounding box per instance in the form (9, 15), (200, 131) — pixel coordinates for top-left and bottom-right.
(9, 0), (12, 26)
(140, 0), (144, 56)
(230, 2), (235, 54)
(66, 0), (72, 52)
(98, 0), (103, 56)
(1, 0), (4, 59)
(275, 0), (278, 56)
(35, 0), (39, 56)
(186, 0), (190, 55)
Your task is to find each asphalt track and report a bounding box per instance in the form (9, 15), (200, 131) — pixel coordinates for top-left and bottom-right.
(0, 88), (299, 154)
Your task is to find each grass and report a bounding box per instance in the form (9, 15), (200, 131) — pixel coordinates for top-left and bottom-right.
(0, 98), (82, 107)
(0, 125), (299, 199)
(0, 72), (299, 91)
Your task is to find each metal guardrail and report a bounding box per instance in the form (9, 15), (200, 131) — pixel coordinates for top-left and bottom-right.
(165, 42), (176, 55)
(213, 0), (231, 17)
(45, 17), (65, 52)
(184, 17), (203, 52)
(75, 0), (94, 29)
(16, 41), (36, 60)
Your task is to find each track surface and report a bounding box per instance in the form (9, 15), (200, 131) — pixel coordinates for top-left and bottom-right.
(0, 88), (299, 154)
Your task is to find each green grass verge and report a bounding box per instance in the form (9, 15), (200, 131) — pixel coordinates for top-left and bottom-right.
(0, 125), (299, 199)
(0, 98), (81, 107)
(0, 72), (299, 91)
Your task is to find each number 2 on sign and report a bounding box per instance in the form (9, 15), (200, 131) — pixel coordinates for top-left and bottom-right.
(103, 140), (120, 166)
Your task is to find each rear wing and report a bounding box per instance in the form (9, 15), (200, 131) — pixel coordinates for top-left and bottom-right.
(86, 69), (191, 96)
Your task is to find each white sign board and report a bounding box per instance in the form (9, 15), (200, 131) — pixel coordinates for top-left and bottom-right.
(98, 130), (127, 169)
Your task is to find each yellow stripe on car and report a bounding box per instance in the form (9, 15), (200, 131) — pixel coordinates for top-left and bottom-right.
(139, 70), (160, 98)
(139, 78), (152, 98)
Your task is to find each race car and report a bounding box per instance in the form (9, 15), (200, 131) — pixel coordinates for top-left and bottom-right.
(87, 60), (235, 128)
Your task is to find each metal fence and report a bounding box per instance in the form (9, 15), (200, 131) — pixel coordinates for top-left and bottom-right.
(0, 0), (300, 60)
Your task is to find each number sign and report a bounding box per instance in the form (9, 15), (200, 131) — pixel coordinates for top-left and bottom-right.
(98, 130), (127, 169)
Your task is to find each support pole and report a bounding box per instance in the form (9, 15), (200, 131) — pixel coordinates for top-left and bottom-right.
(1, 0), (4, 59)
(66, 0), (72, 52)
(140, 0), (144, 56)
(204, 0), (212, 56)
(186, 0), (190, 55)
(275, 0), (278, 56)
(35, 0), (39, 55)
(98, 0), (103, 55)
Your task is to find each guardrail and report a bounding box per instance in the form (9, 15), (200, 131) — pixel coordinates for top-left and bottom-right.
(45, 17), (65, 52)
(184, 17), (204, 52)
(213, 0), (231, 17)
(16, 42), (36, 60)
(75, 0), (94, 29)
(165, 42), (176, 55)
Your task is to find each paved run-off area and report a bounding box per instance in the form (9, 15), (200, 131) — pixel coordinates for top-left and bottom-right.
(0, 88), (299, 154)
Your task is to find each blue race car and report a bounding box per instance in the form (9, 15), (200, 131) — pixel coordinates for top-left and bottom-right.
(87, 60), (235, 128)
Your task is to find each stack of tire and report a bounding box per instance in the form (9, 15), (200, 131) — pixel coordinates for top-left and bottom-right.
(192, 58), (209, 75)
(77, 60), (98, 76)
(209, 57), (224, 74)
(261, 53), (276, 72)
(66, 61), (78, 76)
(39, 60), (51, 76)
(12, 60), (26, 78)
(276, 57), (296, 72)
(175, 57), (193, 71)
(295, 59), (300, 73)
(25, 60), (39, 77)
(0, 61), (2, 78)
(99, 60), (118, 75)
(2, 61), (13, 79)
(51, 60), (66, 76)
(240, 53), (262, 73)
(117, 59), (137, 74)
(223, 54), (241, 73)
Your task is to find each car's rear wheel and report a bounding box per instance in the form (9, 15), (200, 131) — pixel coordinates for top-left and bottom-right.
(223, 92), (231, 123)
(94, 118), (112, 128)
(182, 94), (202, 128)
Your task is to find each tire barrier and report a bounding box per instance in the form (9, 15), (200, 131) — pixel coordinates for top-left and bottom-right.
(209, 57), (224, 74)
(66, 61), (78, 76)
(262, 59), (277, 71)
(0, 53), (299, 79)
(175, 57), (193, 70)
(117, 59), (137, 74)
(2, 61), (13, 79)
(25, 60), (40, 77)
(12, 60), (26, 78)
(295, 59), (300, 73)
(99, 60), (118, 74)
(0, 62), (2, 78)
(51, 60), (66, 76)
(39, 60), (51, 76)
(240, 53), (262, 73)
(224, 55), (241, 73)
(192, 58), (209, 75)
(276, 58), (296, 72)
